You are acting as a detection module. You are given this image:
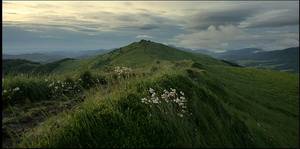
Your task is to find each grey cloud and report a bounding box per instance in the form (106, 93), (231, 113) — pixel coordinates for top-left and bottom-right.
(136, 34), (153, 39)
(185, 2), (299, 30)
(138, 24), (159, 30)
(4, 1), (299, 54)
(186, 6), (259, 30)
(239, 9), (299, 28)
(7, 10), (171, 34)
(3, 25), (138, 53)
(172, 25), (299, 51)
(116, 15), (139, 22)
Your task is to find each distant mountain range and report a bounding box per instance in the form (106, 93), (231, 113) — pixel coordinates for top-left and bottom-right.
(168, 45), (216, 56)
(3, 49), (112, 63)
(178, 46), (299, 73)
(214, 47), (299, 73)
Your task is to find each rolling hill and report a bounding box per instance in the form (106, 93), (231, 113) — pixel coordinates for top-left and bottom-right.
(2, 59), (41, 75)
(3, 53), (67, 63)
(2, 40), (299, 148)
(2, 58), (77, 75)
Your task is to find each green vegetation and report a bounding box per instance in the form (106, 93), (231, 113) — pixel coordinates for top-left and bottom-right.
(2, 40), (299, 148)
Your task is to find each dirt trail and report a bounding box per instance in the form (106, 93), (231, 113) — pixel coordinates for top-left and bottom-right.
(2, 96), (85, 148)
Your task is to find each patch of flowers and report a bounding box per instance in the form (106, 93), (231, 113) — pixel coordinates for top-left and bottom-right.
(141, 87), (189, 118)
(2, 87), (22, 104)
(114, 66), (133, 78)
(2, 71), (108, 106)
(48, 79), (82, 98)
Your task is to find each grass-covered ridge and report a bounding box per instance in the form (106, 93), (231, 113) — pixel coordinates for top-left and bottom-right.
(17, 61), (299, 148)
(2, 40), (299, 148)
(3, 40), (227, 76)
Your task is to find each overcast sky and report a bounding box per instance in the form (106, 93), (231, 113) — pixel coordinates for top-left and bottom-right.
(3, 1), (299, 54)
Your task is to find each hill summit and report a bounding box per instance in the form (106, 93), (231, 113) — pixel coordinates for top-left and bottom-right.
(90, 40), (225, 69)
(2, 40), (227, 74)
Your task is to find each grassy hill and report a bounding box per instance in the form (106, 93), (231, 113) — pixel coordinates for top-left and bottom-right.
(3, 58), (79, 75)
(3, 53), (66, 63)
(3, 40), (226, 75)
(2, 59), (41, 75)
(2, 40), (299, 148)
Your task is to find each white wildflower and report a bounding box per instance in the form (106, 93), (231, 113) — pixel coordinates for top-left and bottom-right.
(180, 96), (186, 101)
(178, 102), (185, 106)
(49, 83), (54, 87)
(163, 89), (169, 94)
(177, 113), (184, 118)
(149, 88), (155, 94)
(141, 87), (188, 116)
(141, 98), (148, 104)
(257, 123), (261, 127)
(152, 97), (160, 104)
(169, 92), (176, 98)
(180, 91), (184, 96)
(13, 87), (20, 92)
(151, 92), (156, 97)
(174, 98), (180, 103)
(161, 93), (168, 101)
(171, 88), (176, 92)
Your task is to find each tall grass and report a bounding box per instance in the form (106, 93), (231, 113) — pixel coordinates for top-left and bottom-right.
(19, 66), (258, 148)
(4, 61), (299, 148)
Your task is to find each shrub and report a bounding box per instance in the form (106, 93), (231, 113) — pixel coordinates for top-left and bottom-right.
(151, 66), (158, 72)
(191, 62), (205, 69)
(79, 71), (96, 89)
(2, 78), (50, 106)
(95, 75), (108, 85)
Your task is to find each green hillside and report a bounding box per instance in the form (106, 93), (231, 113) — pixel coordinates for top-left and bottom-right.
(2, 59), (40, 75)
(3, 40), (225, 76)
(2, 40), (299, 148)
(2, 58), (78, 75)
(90, 40), (225, 68)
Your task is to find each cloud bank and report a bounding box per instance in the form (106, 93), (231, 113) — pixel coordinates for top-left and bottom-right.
(3, 1), (299, 53)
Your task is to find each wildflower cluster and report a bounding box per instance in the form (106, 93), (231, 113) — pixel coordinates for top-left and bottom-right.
(114, 66), (133, 78)
(2, 87), (21, 103)
(48, 79), (82, 98)
(2, 79), (81, 105)
(141, 88), (189, 118)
